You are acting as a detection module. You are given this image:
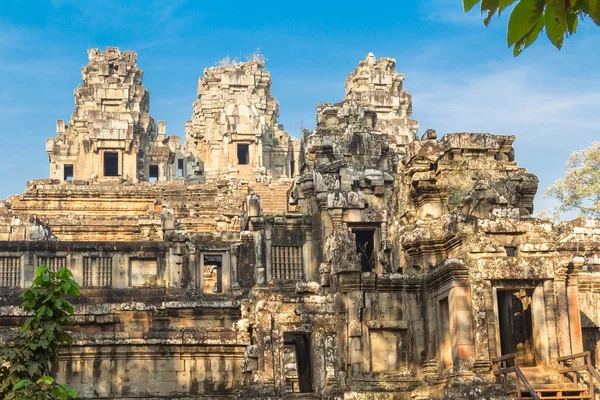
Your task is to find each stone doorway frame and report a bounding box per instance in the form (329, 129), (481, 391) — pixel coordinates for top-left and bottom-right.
(491, 281), (550, 367)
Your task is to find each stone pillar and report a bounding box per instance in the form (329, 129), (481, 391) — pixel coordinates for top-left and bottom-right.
(304, 227), (316, 280)
(255, 230), (265, 285)
(567, 267), (584, 355)
(188, 252), (197, 290)
(69, 253), (83, 287)
(555, 269), (572, 357)
(168, 246), (183, 288)
(230, 244), (239, 285)
(22, 251), (35, 288)
(334, 292), (348, 384)
(532, 284), (550, 366)
(452, 285), (475, 371)
(543, 279), (560, 365)
(113, 254), (128, 289)
(157, 120), (166, 140)
(423, 285), (438, 374)
(265, 227), (272, 283)
(407, 292), (425, 370)
(222, 250), (231, 292)
(465, 278), (487, 373)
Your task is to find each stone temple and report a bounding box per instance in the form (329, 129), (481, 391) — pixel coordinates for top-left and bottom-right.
(1, 47), (600, 399)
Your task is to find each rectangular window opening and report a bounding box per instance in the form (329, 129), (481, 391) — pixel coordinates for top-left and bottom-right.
(64, 165), (73, 181)
(237, 144), (249, 165)
(37, 256), (67, 273)
(83, 257), (112, 287)
(177, 159), (184, 177)
(354, 229), (375, 272)
(284, 333), (313, 393)
(203, 255), (222, 293)
(505, 246), (517, 257)
(271, 246), (304, 281)
(0, 257), (21, 287)
(104, 152), (119, 177)
(149, 165), (159, 182)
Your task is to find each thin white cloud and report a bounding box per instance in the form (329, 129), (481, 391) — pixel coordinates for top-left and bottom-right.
(412, 65), (600, 146)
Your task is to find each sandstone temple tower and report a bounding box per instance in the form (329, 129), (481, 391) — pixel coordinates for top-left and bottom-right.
(1, 48), (599, 400)
(185, 58), (299, 181)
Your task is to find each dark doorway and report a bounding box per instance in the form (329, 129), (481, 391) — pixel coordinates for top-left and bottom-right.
(104, 152), (119, 177)
(354, 229), (375, 272)
(438, 297), (452, 370)
(149, 165), (159, 182)
(284, 333), (313, 393)
(203, 255), (222, 293)
(497, 289), (536, 366)
(64, 164), (73, 181)
(237, 144), (249, 165)
(177, 159), (184, 177)
(582, 326), (600, 368)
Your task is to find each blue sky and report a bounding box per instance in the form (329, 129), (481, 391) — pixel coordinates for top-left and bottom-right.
(1, 0), (599, 215)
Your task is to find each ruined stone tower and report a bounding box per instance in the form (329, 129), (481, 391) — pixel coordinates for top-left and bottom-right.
(345, 52), (418, 144)
(47, 48), (163, 182)
(1, 49), (599, 400)
(185, 58), (299, 182)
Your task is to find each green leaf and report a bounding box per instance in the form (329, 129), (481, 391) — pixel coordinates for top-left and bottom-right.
(481, 0), (500, 26)
(507, 0), (546, 47)
(35, 266), (47, 277)
(464, 0), (481, 12)
(68, 285), (80, 296)
(566, 7), (579, 34)
(27, 362), (40, 377)
(550, 0), (568, 30)
(513, 38), (526, 56)
(578, 0), (600, 26)
(12, 379), (32, 390)
(37, 375), (54, 385)
(38, 305), (47, 317)
(499, 0), (518, 15)
(514, 16), (544, 56)
(525, 15), (545, 46)
(545, 5), (565, 49)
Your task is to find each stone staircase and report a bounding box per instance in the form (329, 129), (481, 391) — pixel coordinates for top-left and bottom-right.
(494, 352), (600, 400)
(510, 384), (588, 399)
(250, 182), (292, 215)
(509, 367), (588, 399)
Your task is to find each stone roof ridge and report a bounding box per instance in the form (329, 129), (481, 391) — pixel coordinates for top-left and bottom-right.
(439, 132), (516, 149)
(355, 52), (397, 69)
(87, 46), (138, 66)
(204, 58), (267, 76)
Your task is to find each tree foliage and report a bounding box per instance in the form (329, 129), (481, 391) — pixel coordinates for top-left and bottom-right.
(546, 142), (600, 219)
(463, 0), (599, 55)
(0, 266), (80, 399)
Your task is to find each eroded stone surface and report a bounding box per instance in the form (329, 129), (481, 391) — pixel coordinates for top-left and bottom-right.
(0, 49), (598, 400)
